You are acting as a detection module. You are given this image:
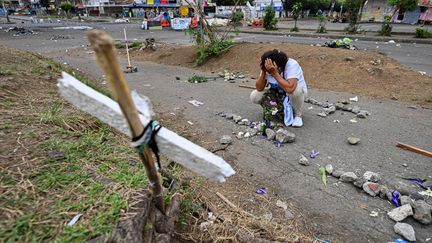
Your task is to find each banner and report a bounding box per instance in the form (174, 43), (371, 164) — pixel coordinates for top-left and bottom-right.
(171, 18), (191, 30)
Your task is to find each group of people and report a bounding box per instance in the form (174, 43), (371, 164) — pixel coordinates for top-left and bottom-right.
(251, 49), (308, 128)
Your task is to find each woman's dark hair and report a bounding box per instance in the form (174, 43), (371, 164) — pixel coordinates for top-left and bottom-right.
(260, 49), (288, 72)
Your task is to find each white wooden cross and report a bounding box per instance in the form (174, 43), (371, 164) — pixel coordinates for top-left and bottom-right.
(58, 72), (235, 182)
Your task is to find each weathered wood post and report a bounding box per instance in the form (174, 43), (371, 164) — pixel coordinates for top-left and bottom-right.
(87, 30), (165, 213)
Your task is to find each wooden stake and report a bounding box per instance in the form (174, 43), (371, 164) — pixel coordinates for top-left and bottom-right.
(123, 28), (132, 68)
(238, 84), (256, 90)
(87, 30), (165, 213)
(396, 142), (432, 158)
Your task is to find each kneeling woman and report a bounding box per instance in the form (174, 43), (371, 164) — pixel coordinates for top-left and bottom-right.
(250, 49), (308, 127)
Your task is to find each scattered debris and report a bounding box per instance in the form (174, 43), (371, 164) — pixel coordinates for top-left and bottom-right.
(187, 121), (194, 125)
(388, 204), (414, 222)
(50, 35), (73, 40)
(53, 26), (93, 30)
(394, 222), (416, 242)
(391, 190), (402, 207)
(347, 137), (360, 145)
(353, 178), (367, 188)
(350, 119), (358, 123)
(188, 100), (204, 107)
(276, 200), (288, 210)
(370, 211), (379, 217)
(419, 71), (427, 76)
(67, 214), (82, 226)
(5, 26), (37, 36)
(220, 135), (233, 145)
(188, 75), (209, 83)
(298, 155), (310, 166)
(349, 96), (359, 102)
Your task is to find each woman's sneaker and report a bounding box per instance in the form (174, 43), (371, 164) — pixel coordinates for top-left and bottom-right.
(292, 116), (303, 127)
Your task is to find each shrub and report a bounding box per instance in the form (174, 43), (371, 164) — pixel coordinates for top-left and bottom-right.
(317, 15), (327, 33)
(379, 15), (392, 36)
(415, 28), (432, 38)
(263, 5), (277, 30)
(194, 39), (234, 66)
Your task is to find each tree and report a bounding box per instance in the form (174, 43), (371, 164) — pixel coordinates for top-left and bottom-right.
(60, 2), (73, 17)
(344, 0), (362, 33)
(387, 0), (418, 19)
(291, 2), (302, 32)
(263, 4), (278, 30)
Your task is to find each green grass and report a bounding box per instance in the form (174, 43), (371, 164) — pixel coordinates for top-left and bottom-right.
(0, 60), (146, 242)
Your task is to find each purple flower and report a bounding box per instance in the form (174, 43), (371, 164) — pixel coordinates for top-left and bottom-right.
(310, 150), (320, 158)
(270, 100), (277, 106)
(256, 187), (266, 194)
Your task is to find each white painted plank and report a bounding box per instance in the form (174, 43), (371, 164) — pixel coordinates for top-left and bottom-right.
(58, 72), (235, 182)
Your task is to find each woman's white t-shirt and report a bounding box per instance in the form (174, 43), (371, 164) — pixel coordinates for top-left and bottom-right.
(264, 58), (308, 94)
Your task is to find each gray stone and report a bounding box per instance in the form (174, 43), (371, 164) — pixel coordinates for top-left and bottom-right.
(363, 171), (381, 182)
(239, 118), (249, 125)
(353, 178), (367, 188)
(309, 98), (319, 105)
(245, 128), (258, 137)
(284, 209), (295, 219)
(345, 56), (355, 62)
(363, 182), (380, 197)
(325, 164), (334, 174)
(43, 63), (52, 70)
(233, 115), (242, 123)
(395, 181), (419, 197)
(386, 191), (394, 201)
(357, 111), (367, 118)
(332, 170), (345, 178)
(238, 74), (245, 79)
(394, 222), (416, 242)
(379, 185), (390, 199)
(342, 106), (353, 112)
(340, 172), (358, 182)
(47, 150), (65, 161)
(256, 123), (266, 132)
(218, 72), (224, 77)
(225, 113), (233, 119)
(335, 102), (344, 110)
(352, 106), (361, 114)
(424, 180), (432, 189)
(347, 137), (360, 145)
(265, 128), (276, 141)
(341, 100), (350, 104)
(275, 129), (295, 143)
(323, 106), (336, 114)
(298, 155), (310, 166)
(388, 204), (414, 222)
(400, 196), (412, 206)
(317, 112), (327, 117)
(219, 135), (233, 145)
(413, 200), (432, 224)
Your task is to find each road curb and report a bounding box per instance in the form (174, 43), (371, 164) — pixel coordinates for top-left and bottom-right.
(236, 29), (432, 44)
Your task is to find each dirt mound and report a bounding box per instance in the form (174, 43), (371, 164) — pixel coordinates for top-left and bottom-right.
(132, 42), (432, 106)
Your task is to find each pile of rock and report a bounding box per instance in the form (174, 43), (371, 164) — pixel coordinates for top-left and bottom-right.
(326, 167), (432, 241)
(218, 70), (246, 83)
(218, 112), (295, 144)
(305, 97), (370, 119)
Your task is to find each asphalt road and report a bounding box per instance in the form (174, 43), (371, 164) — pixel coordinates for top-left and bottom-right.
(1, 21), (431, 74)
(1, 21), (431, 242)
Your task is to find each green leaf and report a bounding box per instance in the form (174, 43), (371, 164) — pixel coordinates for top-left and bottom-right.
(319, 167), (327, 186)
